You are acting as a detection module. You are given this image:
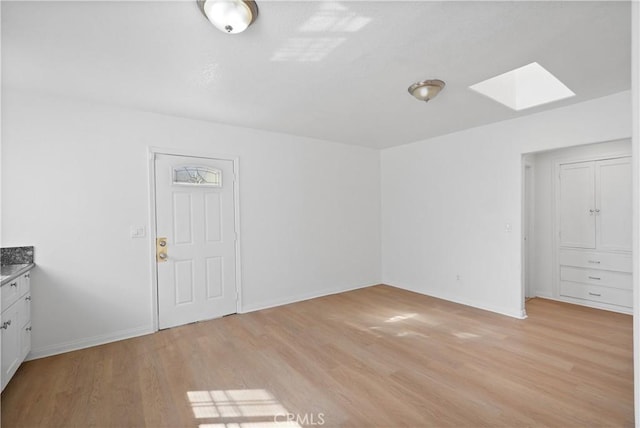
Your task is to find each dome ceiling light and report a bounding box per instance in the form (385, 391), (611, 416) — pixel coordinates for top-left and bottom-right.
(408, 79), (446, 103)
(197, 0), (258, 34)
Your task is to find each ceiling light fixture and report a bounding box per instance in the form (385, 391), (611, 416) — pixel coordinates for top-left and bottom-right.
(197, 0), (258, 34)
(408, 79), (446, 102)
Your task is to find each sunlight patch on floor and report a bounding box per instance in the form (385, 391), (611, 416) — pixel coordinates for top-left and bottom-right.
(385, 313), (417, 323)
(453, 332), (480, 339)
(188, 389), (301, 427)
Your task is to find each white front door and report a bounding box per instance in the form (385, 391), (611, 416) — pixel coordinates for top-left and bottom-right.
(155, 154), (238, 330)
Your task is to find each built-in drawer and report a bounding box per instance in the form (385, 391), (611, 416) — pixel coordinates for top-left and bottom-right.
(559, 249), (632, 272)
(560, 281), (632, 308)
(1, 272), (30, 313)
(560, 266), (632, 290)
(1, 276), (22, 312)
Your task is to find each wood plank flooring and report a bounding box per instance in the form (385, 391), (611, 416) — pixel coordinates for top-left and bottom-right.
(1, 285), (634, 427)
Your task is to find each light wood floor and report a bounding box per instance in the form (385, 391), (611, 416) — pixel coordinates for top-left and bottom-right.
(1, 285), (634, 427)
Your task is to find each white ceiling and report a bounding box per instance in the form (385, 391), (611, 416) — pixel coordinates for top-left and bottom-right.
(2, 0), (631, 149)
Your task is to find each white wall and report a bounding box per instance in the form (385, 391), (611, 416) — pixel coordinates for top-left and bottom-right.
(381, 90), (631, 318)
(1, 89), (381, 358)
(528, 140), (631, 299)
(1, 87), (633, 358)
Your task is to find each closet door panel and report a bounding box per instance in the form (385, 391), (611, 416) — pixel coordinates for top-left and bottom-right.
(559, 162), (596, 249)
(596, 157), (632, 252)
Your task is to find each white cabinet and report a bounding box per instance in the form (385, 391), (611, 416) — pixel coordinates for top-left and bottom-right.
(19, 291), (32, 360)
(1, 270), (32, 391)
(557, 156), (632, 312)
(1, 302), (21, 387)
(559, 162), (595, 248)
(596, 158), (632, 252)
(559, 157), (631, 252)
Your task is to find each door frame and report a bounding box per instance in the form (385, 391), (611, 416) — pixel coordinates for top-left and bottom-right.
(521, 158), (534, 301)
(147, 146), (243, 332)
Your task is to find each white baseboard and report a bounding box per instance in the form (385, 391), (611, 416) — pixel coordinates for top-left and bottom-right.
(27, 325), (154, 361)
(534, 290), (553, 299)
(26, 283), (379, 360)
(240, 282), (377, 313)
(534, 295), (633, 315)
(386, 282), (528, 319)
(27, 282), (530, 360)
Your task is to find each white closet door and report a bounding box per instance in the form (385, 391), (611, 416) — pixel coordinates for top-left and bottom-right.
(595, 157), (632, 252)
(559, 162), (596, 249)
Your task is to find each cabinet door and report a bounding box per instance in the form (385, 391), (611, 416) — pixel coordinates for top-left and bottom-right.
(19, 293), (31, 360)
(20, 323), (31, 361)
(559, 162), (596, 248)
(1, 304), (21, 391)
(20, 293), (31, 329)
(596, 157), (632, 252)
(21, 272), (30, 297)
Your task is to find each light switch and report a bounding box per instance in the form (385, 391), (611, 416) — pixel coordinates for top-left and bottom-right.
(130, 226), (146, 238)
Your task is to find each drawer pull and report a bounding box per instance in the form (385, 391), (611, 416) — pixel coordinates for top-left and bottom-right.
(588, 292), (602, 297)
(588, 276), (601, 280)
(24, 273), (30, 279)
(26, 327), (31, 332)
(588, 260), (601, 264)
(10, 282), (17, 288)
(1, 320), (12, 330)
(25, 296), (31, 301)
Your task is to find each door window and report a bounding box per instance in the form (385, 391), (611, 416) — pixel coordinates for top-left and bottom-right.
(173, 166), (222, 187)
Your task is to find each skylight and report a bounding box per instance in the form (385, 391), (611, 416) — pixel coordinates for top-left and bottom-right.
(469, 62), (575, 111)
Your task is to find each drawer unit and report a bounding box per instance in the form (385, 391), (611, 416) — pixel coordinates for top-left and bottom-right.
(1, 272), (29, 313)
(556, 156), (632, 313)
(559, 266), (632, 290)
(1, 276), (21, 312)
(560, 281), (632, 308)
(559, 249), (632, 272)
(0, 269), (32, 391)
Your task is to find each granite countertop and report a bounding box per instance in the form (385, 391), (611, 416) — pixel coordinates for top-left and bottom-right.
(1, 263), (35, 286)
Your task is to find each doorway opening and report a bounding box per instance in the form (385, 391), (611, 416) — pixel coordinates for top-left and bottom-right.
(521, 139), (632, 314)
